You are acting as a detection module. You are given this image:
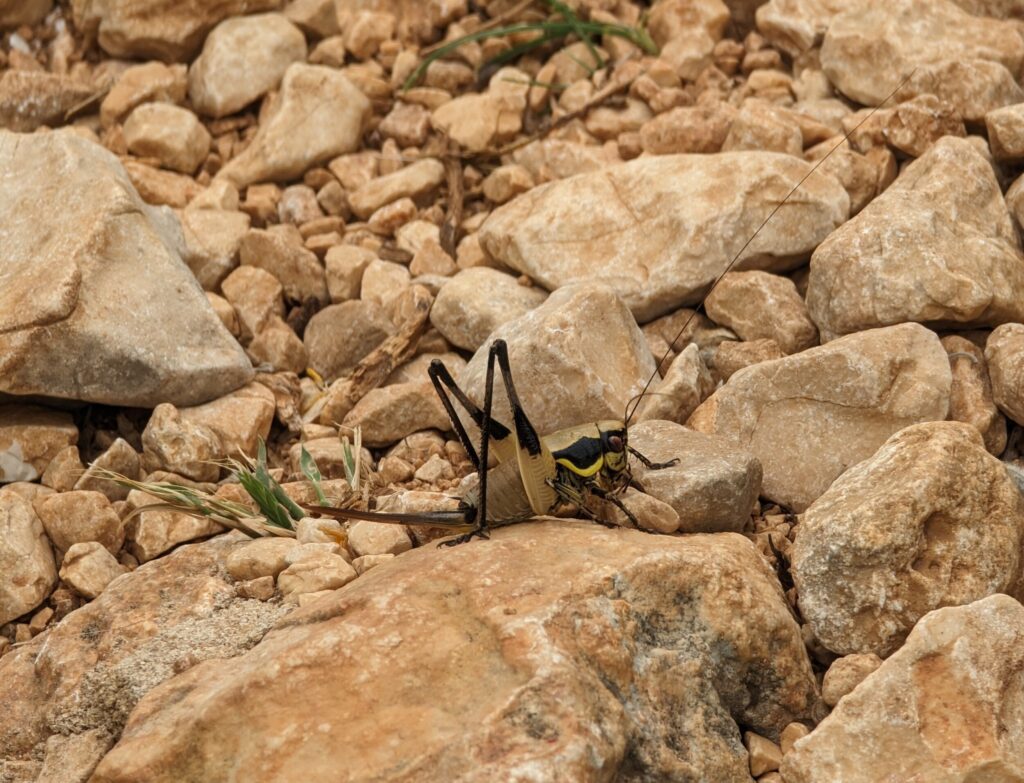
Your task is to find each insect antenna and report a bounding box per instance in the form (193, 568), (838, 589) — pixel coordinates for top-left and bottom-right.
(624, 68), (920, 427)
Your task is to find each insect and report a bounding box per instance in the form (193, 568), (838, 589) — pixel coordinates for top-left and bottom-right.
(308, 339), (678, 546)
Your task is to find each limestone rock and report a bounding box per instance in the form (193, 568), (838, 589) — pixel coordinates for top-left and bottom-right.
(221, 265), (284, 339)
(431, 67), (529, 152)
(347, 520), (412, 557)
(457, 283), (655, 439)
(0, 490), (57, 626)
(480, 153), (848, 322)
(0, 536), (288, 761)
(123, 159), (202, 208)
(325, 245), (375, 301)
(892, 59), (1024, 124)
(821, 653), (882, 707)
(0, 0), (52, 28)
(59, 542), (129, 600)
(99, 62), (187, 127)
(756, 0), (846, 58)
(793, 422), (1024, 656)
(225, 537), (300, 581)
(348, 158), (445, 219)
(276, 551), (357, 600)
(239, 228), (328, 304)
(36, 490), (125, 557)
(820, 0), (1024, 107)
(90, 524), (817, 783)
(0, 131), (253, 407)
(705, 271), (817, 354)
(512, 138), (622, 181)
(124, 490), (224, 563)
(942, 335), (1006, 455)
(179, 207), (251, 290)
(217, 64), (370, 188)
(635, 343), (715, 425)
(0, 71), (95, 132)
(141, 403), (223, 482)
(987, 102), (1024, 162)
(688, 323), (951, 511)
(0, 406), (77, 484)
(639, 102), (737, 155)
(628, 420), (761, 534)
(430, 268), (548, 352)
(188, 13), (306, 118)
(807, 137), (1024, 341)
(123, 102), (211, 174)
(304, 300), (395, 381)
(75, 438), (142, 502)
(70, 0), (284, 61)
(711, 338), (787, 382)
(985, 322), (1024, 426)
(782, 595), (1024, 783)
(341, 382), (451, 447)
(721, 99), (802, 156)
(177, 382), (276, 459)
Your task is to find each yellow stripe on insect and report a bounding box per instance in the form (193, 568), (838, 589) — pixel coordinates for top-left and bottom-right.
(556, 454), (603, 477)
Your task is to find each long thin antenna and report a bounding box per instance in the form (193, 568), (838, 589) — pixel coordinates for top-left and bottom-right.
(625, 68), (919, 425)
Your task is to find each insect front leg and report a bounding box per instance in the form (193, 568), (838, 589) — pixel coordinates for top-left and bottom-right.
(627, 446), (679, 471)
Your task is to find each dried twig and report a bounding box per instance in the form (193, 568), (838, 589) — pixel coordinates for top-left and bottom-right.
(441, 138), (465, 257)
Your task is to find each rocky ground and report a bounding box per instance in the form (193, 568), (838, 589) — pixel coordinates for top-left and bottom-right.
(3, 0), (1024, 781)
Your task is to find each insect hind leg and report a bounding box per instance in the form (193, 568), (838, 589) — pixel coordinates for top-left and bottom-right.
(428, 358), (511, 472)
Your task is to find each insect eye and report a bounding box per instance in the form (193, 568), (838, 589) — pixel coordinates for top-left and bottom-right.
(607, 435), (624, 452)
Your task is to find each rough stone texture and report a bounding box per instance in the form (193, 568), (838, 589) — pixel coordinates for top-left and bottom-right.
(188, 13), (306, 118)
(0, 535), (288, 764)
(942, 335), (1006, 455)
(458, 283), (656, 439)
(480, 153), (848, 322)
(36, 491), (125, 557)
(639, 102), (737, 155)
(225, 537), (299, 581)
(635, 343), (715, 425)
(430, 268), (548, 352)
(985, 322), (1024, 426)
(721, 99), (802, 156)
(820, 0), (1024, 107)
(217, 64), (370, 188)
(75, 438), (142, 502)
(821, 653), (882, 707)
(90, 524), (817, 783)
(987, 102), (1024, 162)
(688, 323), (951, 511)
(755, 0), (845, 58)
(0, 131), (253, 408)
(711, 339), (786, 382)
(0, 405), (78, 484)
(705, 271), (817, 354)
(239, 228), (329, 304)
(892, 59), (1024, 125)
(0, 71), (95, 132)
(348, 158), (445, 219)
(0, 490), (57, 626)
(793, 422), (1024, 657)
(628, 420), (761, 534)
(342, 382), (451, 447)
(0, 0), (52, 28)
(276, 551), (357, 600)
(70, 0), (283, 61)
(123, 102), (211, 174)
(141, 404), (223, 482)
(347, 520), (412, 557)
(431, 67), (529, 153)
(99, 62), (187, 128)
(179, 207), (251, 290)
(807, 137), (1024, 342)
(177, 382), (276, 459)
(304, 300), (395, 381)
(782, 595), (1024, 783)
(59, 542), (130, 600)
(124, 489), (226, 563)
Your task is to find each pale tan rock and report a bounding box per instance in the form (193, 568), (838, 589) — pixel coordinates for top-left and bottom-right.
(89, 525), (817, 783)
(480, 153), (848, 322)
(36, 491), (125, 557)
(0, 491), (57, 626)
(640, 102), (737, 155)
(278, 184), (323, 224)
(893, 59), (1024, 125)
(481, 163), (535, 204)
(348, 158), (445, 219)
(629, 420), (761, 534)
(343, 10), (394, 59)
(0, 0), (52, 28)
(793, 422), (1024, 656)
(431, 67), (529, 153)
(780, 721), (810, 754)
(70, 0), (282, 60)
(217, 64), (370, 189)
(35, 729), (114, 783)
(59, 542), (129, 600)
(99, 62), (187, 127)
(782, 595), (1024, 783)
(635, 344), (715, 425)
(412, 453), (453, 484)
(689, 323), (951, 511)
(0, 131), (253, 407)
(277, 551), (357, 600)
(844, 95), (967, 159)
(820, 0), (1024, 108)
(409, 238), (457, 277)
(75, 438), (141, 502)
(712, 338), (787, 382)
(124, 102), (210, 174)
(430, 268), (548, 352)
(0, 536), (288, 761)
(341, 382), (450, 447)
(304, 300), (395, 381)
(942, 335), (1006, 455)
(247, 316), (308, 374)
(0, 406), (78, 484)
(141, 403), (223, 482)
(235, 575), (276, 600)
(985, 322), (1024, 426)
(188, 14), (306, 118)
(124, 489), (224, 562)
(352, 553), (394, 574)
(360, 258), (411, 317)
(178, 382), (276, 459)
(367, 196), (417, 235)
(0, 71), (95, 132)
(821, 653), (882, 707)
(240, 228), (328, 304)
(295, 517), (344, 545)
(179, 207), (250, 289)
(41, 445), (84, 492)
(122, 160), (203, 208)
(807, 137), (1024, 341)
(804, 136), (879, 214)
(287, 438), (352, 480)
(745, 731), (782, 776)
(325, 244), (375, 302)
(225, 537), (299, 580)
(284, 0), (338, 37)
(722, 99), (803, 156)
(221, 265), (284, 339)
(457, 283), (655, 438)
(347, 520), (412, 557)
(705, 271), (817, 355)
(987, 102), (1024, 162)
(328, 150), (378, 191)
(512, 138), (622, 182)
(378, 101), (431, 147)
(756, 0), (845, 58)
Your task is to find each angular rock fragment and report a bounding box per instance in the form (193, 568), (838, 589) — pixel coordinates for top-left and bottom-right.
(0, 406), (78, 484)
(0, 490), (57, 626)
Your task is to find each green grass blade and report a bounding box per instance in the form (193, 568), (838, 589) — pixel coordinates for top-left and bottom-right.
(299, 446), (330, 506)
